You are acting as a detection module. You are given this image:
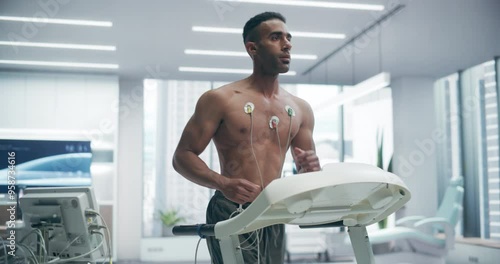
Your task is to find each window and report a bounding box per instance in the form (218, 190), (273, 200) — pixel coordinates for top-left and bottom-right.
(142, 80), (213, 237)
(343, 87), (394, 229)
(436, 59), (500, 240)
(281, 84), (342, 172)
(435, 73), (463, 234)
(478, 60), (500, 239)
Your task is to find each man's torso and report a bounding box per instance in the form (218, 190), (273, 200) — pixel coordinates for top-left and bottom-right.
(213, 83), (303, 188)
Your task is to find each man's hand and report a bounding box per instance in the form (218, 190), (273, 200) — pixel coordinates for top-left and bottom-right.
(220, 177), (262, 204)
(293, 147), (321, 173)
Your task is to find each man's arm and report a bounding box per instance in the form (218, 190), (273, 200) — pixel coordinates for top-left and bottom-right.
(291, 99), (321, 173)
(172, 90), (260, 204)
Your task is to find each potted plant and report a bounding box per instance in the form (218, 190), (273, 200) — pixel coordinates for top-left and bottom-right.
(373, 129), (393, 254)
(158, 209), (185, 237)
(376, 129), (393, 229)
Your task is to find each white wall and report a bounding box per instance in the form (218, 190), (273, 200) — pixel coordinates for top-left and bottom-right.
(116, 78), (144, 260)
(0, 72), (118, 137)
(392, 77), (439, 218)
(0, 70), (120, 258)
(0, 72), (119, 202)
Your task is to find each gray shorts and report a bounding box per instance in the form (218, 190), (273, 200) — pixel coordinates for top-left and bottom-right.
(206, 191), (285, 264)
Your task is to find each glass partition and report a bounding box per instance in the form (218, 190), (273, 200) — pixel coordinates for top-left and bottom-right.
(142, 79), (213, 237)
(343, 88), (393, 167)
(435, 58), (500, 240)
(282, 84), (342, 172)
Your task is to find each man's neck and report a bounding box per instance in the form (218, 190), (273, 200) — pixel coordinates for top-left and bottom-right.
(247, 73), (280, 98)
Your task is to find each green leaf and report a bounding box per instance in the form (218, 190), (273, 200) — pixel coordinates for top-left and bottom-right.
(377, 217), (388, 229)
(158, 209), (185, 226)
(375, 128), (394, 229)
(387, 155), (393, 173)
(376, 128), (384, 169)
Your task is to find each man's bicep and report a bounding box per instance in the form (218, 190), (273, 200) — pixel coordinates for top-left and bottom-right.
(177, 91), (223, 155)
(291, 126), (315, 151)
(178, 115), (219, 155)
(291, 101), (316, 151)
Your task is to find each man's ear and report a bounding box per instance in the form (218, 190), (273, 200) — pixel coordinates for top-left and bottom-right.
(245, 42), (258, 58)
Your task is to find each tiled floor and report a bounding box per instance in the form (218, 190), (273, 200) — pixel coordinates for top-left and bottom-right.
(126, 262), (352, 264)
(120, 257), (355, 264)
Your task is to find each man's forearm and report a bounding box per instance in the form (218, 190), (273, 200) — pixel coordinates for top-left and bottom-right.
(172, 150), (226, 190)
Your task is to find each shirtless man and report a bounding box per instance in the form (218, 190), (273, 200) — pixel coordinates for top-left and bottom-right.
(173, 12), (321, 263)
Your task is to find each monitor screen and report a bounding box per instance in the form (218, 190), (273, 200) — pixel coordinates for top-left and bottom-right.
(0, 139), (92, 191)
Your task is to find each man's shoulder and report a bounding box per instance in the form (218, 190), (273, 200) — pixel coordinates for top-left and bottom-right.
(213, 80), (244, 92)
(282, 90), (309, 108)
(207, 80), (248, 99)
(198, 81), (241, 107)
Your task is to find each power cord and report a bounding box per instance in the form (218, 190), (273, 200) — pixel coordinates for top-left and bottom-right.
(85, 209), (113, 264)
(194, 237), (202, 264)
(47, 231), (105, 263)
(16, 243), (40, 264)
(0, 236), (8, 264)
(55, 234), (84, 259)
(19, 228), (48, 263)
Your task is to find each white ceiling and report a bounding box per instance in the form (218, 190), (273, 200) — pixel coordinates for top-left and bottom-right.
(0, 0), (499, 85)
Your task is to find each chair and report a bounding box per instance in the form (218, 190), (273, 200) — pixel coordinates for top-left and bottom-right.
(368, 176), (464, 264)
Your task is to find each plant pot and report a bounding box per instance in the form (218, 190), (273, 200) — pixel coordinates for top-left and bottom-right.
(372, 241), (392, 254)
(162, 225), (174, 237)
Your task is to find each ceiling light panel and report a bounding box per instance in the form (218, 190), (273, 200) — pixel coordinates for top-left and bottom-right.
(179, 66), (296, 75)
(0, 60), (119, 69)
(213, 0), (385, 11)
(192, 26), (345, 39)
(292, 31), (345, 39)
(0, 16), (113, 27)
(185, 49), (317, 60)
(0, 41), (116, 51)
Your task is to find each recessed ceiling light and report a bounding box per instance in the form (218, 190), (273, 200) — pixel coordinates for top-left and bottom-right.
(0, 41), (116, 51)
(185, 49), (317, 60)
(192, 26), (345, 39)
(0, 60), (119, 69)
(179, 66), (296, 75)
(192, 26), (241, 34)
(213, 0), (384, 11)
(292, 31), (345, 39)
(0, 16), (112, 27)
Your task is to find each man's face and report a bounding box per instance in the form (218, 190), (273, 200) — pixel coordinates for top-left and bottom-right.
(252, 19), (293, 74)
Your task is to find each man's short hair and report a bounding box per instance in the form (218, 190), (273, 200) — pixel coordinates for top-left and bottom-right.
(243, 12), (286, 44)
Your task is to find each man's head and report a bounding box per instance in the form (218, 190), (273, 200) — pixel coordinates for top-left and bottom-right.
(243, 12), (286, 44)
(243, 12), (292, 75)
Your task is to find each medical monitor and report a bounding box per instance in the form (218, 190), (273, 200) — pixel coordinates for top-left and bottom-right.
(19, 187), (107, 263)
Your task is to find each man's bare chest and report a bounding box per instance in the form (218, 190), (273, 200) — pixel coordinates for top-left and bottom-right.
(215, 97), (301, 148)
